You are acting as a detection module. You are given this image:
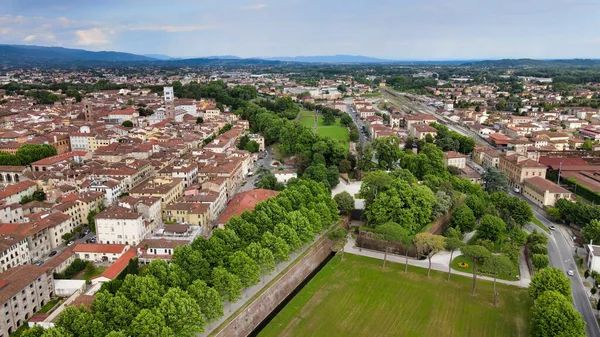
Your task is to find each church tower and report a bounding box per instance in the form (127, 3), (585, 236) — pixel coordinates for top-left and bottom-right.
(164, 87), (175, 119)
(83, 99), (94, 122)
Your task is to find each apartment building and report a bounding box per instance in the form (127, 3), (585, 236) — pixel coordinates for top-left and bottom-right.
(444, 151), (467, 169)
(0, 181), (37, 205)
(95, 206), (146, 246)
(498, 154), (547, 188)
(522, 177), (573, 208)
(130, 177), (184, 210)
(0, 265), (54, 336)
(0, 228), (29, 273)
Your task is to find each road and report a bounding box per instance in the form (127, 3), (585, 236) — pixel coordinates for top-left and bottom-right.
(515, 194), (600, 337)
(35, 225), (95, 266)
(343, 97), (367, 146)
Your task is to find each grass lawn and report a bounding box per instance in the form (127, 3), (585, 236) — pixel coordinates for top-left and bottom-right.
(451, 255), (520, 281)
(38, 299), (59, 314)
(77, 265), (107, 282)
(530, 217), (550, 234)
(298, 110), (349, 150)
(259, 254), (531, 337)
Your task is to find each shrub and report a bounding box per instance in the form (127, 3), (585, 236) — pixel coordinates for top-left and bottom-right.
(54, 259), (88, 279)
(532, 254), (550, 270)
(530, 243), (548, 255)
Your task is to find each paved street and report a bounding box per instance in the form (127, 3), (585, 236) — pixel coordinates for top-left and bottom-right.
(343, 97), (367, 146)
(518, 193), (600, 337)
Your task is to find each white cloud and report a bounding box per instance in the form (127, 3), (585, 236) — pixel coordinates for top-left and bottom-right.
(23, 35), (36, 41)
(130, 25), (215, 32)
(75, 28), (110, 46)
(242, 4), (266, 10)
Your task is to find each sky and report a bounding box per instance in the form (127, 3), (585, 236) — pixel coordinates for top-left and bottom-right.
(1, 0), (599, 60)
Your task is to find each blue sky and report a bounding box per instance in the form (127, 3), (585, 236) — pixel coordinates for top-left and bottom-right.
(1, 0), (599, 60)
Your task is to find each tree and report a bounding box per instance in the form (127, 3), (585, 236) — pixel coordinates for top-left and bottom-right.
(431, 191), (453, 219)
(129, 309), (175, 337)
(460, 245), (491, 295)
(373, 223), (410, 268)
(583, 139), (594, 151)
(333, 192), (354, 215)
(582, 219), (600, 245)
(322, 112), (336, 125)
(373, 136), (403, 170)
(465, 194), (488, 219)
(158, 287), (205, 337)
(482, 167), (508, 193)
(227, 251), (260, 289)
(532, 254), (550, 270)
(196, 117), (204, 124)
(478, 215), (507, 242)
(245, 140), (260, 153)
(261, 231), (290, 263)
(91, 292), (138, 333)
(186, 280), (223, 323)
(531, 290), (585, 337)
(527, 229), (548, 246)
(218, 123), (232, 135)
(414, 233), (446, 277)
(529, 267), (572, 301)
(359, 170), (394, 207)
(274, 223), (302, 252)
(445, 237), (464, 281)
(211, 266), (242, 305)
(340, 114), (353, 127)
(483, 255), (513, 305)
(117, 275), (164, 309)
(122, 120), (134, 128)
(450, 204), (476, 233)
(55, 305), (106, 337)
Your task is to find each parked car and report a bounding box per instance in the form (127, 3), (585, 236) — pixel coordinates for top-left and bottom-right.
(34, 260), (44, 266)
(49, 251), (57, 257)
(67, 241), (74, 246)
(84, 229), (90, 235)
(513, 186), (521, 193)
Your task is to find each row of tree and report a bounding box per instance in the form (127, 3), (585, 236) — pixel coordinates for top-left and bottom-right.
(429, 123), (476, 154)
(0, 144), (57, 166)
(28, 180), (338, 336)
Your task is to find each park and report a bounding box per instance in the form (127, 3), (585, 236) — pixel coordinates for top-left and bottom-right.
(299, 110), (350, 150)
(259, 254), (532, 337)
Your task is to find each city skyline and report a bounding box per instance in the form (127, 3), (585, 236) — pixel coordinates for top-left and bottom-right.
(2, 0), (600, 60)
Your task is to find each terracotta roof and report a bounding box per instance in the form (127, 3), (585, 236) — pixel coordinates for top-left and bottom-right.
(445, 151), (466, 159)
(31, 151), (87, 166)
(73, 243), (127, 254)
(0, 166), (27, 172)
(0, 180), (36, 200)
(70, 294), (95, 309)
(139, 238), (187, 250)
(217, 189), (279, 224)
(524, 177), (571, 194)
(95, 206), (141, 220)
(95, 249), (137, 280)
(0, 264), (49, 304)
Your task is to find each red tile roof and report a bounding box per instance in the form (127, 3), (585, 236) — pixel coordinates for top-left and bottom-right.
(73, 243), (127, 254)
(96, 249), (137, 280)
(217, 189), (279, 224)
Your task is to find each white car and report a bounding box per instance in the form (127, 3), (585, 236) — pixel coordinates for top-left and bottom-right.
(67, 241), (75, 246)
(567, 270), (574, 276)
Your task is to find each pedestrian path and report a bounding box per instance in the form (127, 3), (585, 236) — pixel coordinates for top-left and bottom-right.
(344, 237), (530, 288)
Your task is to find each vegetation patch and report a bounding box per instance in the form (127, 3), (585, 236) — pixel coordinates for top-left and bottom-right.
(259, 254), (531, 337)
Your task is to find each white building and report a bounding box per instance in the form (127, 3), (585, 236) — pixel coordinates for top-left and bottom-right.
(72, 243), (130, 263)
(444, 151), (467, 169)
(86, 178), (122, 206)
(95, 206), (147, 246)
(69, 133), (90, 152)
(0, 231), (29, 272)
(587, 245), (600, 274)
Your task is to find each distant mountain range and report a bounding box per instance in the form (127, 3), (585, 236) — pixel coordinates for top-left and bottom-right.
(260, 55), (397, 63)
(1, 45), (599, 68)
(0, 45), (154, 66)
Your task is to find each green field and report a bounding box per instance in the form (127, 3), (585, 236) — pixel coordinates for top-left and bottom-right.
(259, 254), (531, 337)
(299, 110), (349, 150)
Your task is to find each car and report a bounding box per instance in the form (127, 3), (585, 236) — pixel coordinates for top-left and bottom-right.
(34, 260), (44, 266)
(549, 225), (556, 231)
(67, 241), (74, 246)
(84, 229), (90, 235)
(513, 187), (521, 193)
(89, 238), (96, 243)
(567, 270), (574, 276)
(49, 251), (57, 257)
